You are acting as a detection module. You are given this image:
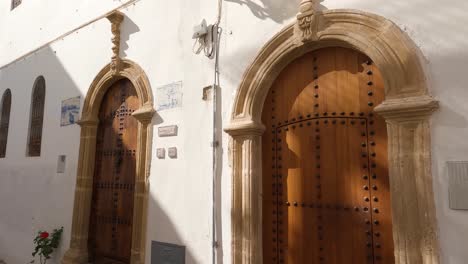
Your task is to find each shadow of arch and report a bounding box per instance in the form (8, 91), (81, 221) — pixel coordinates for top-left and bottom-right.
(225, 0), (326, 23)
(268, 47), (376, 168)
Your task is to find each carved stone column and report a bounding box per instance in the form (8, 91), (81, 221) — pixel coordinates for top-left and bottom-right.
(107, 11), (124, 75)
(62, 118), (99, 264)
(375, 96), (440, 264)
(225, 122), (265, 264)
(130, 103), (155, 264)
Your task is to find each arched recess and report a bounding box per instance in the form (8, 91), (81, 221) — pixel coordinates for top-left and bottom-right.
(225, 9), (440, 264)
(0, 89), (12, 158)
(62, 59), (155, 264)
(28, 76), (46, 157)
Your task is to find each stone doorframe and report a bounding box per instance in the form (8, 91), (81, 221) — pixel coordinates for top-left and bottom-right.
(62, 59), (155, 264)
(225, 9), (440, 264)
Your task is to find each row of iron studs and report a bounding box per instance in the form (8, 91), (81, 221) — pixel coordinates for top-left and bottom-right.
(365, 60), (383, 261)
(363, 59), (375, 263)
(275, 111), (374, 128)
(110, 90), (129, 251)
(270, 79), (282, 264)
(314, 57), (325, 263)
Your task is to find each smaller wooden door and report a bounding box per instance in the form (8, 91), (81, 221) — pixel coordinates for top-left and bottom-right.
(88, 79), (140, 264)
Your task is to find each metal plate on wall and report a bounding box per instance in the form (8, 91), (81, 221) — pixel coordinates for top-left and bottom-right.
(151, 241), (185, 264)
(448, 161), (468, 210)
(158, 125), (178, 137)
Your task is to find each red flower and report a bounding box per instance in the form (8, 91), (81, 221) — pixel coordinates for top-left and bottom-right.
(39, 232), (49, 239)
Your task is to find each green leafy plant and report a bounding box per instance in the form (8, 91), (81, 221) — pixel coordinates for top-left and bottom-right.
(31, 227), (63, 264)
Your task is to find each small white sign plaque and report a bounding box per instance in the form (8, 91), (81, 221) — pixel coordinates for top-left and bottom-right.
(156, 81), (183, 111)
(57, 155), (66, 173)
(158, 125), (178, 137)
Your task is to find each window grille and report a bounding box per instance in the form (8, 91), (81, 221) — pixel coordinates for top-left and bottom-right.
(11, 0), (21, 10)
(0, 89), (11, 158)
(28, 77), (46, 157)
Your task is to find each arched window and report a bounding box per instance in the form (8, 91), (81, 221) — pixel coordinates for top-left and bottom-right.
(11, 0), (22, 10)
(0, 89), (12, 158)
(27, 76), (46, 157)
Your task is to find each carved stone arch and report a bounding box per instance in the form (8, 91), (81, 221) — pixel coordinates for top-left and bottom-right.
(62, 59), (155, 264)
(81, 59), (154, 122)
(225, 9), (440, 264)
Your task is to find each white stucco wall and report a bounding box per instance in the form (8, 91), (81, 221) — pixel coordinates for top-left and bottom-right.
(0, 0), (467, 263)
(0, 0), (137, 66)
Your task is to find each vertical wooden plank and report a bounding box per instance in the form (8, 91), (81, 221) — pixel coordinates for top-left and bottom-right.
(287, 123), (300, 264)
(351, 118), (373, 264)
(317, 48), (335, 115)
(262, 80), (277, 264)
(278, 128), (288, 264)
(336, 119), (349, 264)
(345, 48), (361, 114)
(367, 57), (395, 264)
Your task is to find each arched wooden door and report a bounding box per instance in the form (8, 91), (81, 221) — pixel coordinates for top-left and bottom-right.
(262, 47), (394, 264)
(88, 78), (139, 264)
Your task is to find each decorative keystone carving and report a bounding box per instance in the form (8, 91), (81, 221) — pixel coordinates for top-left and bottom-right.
(107, 11), (124, 75)
(294, 0), (320, 42)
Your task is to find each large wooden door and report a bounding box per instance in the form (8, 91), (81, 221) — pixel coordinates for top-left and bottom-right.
(88, 79), (140, 264)
(262, 47), (394, 264)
